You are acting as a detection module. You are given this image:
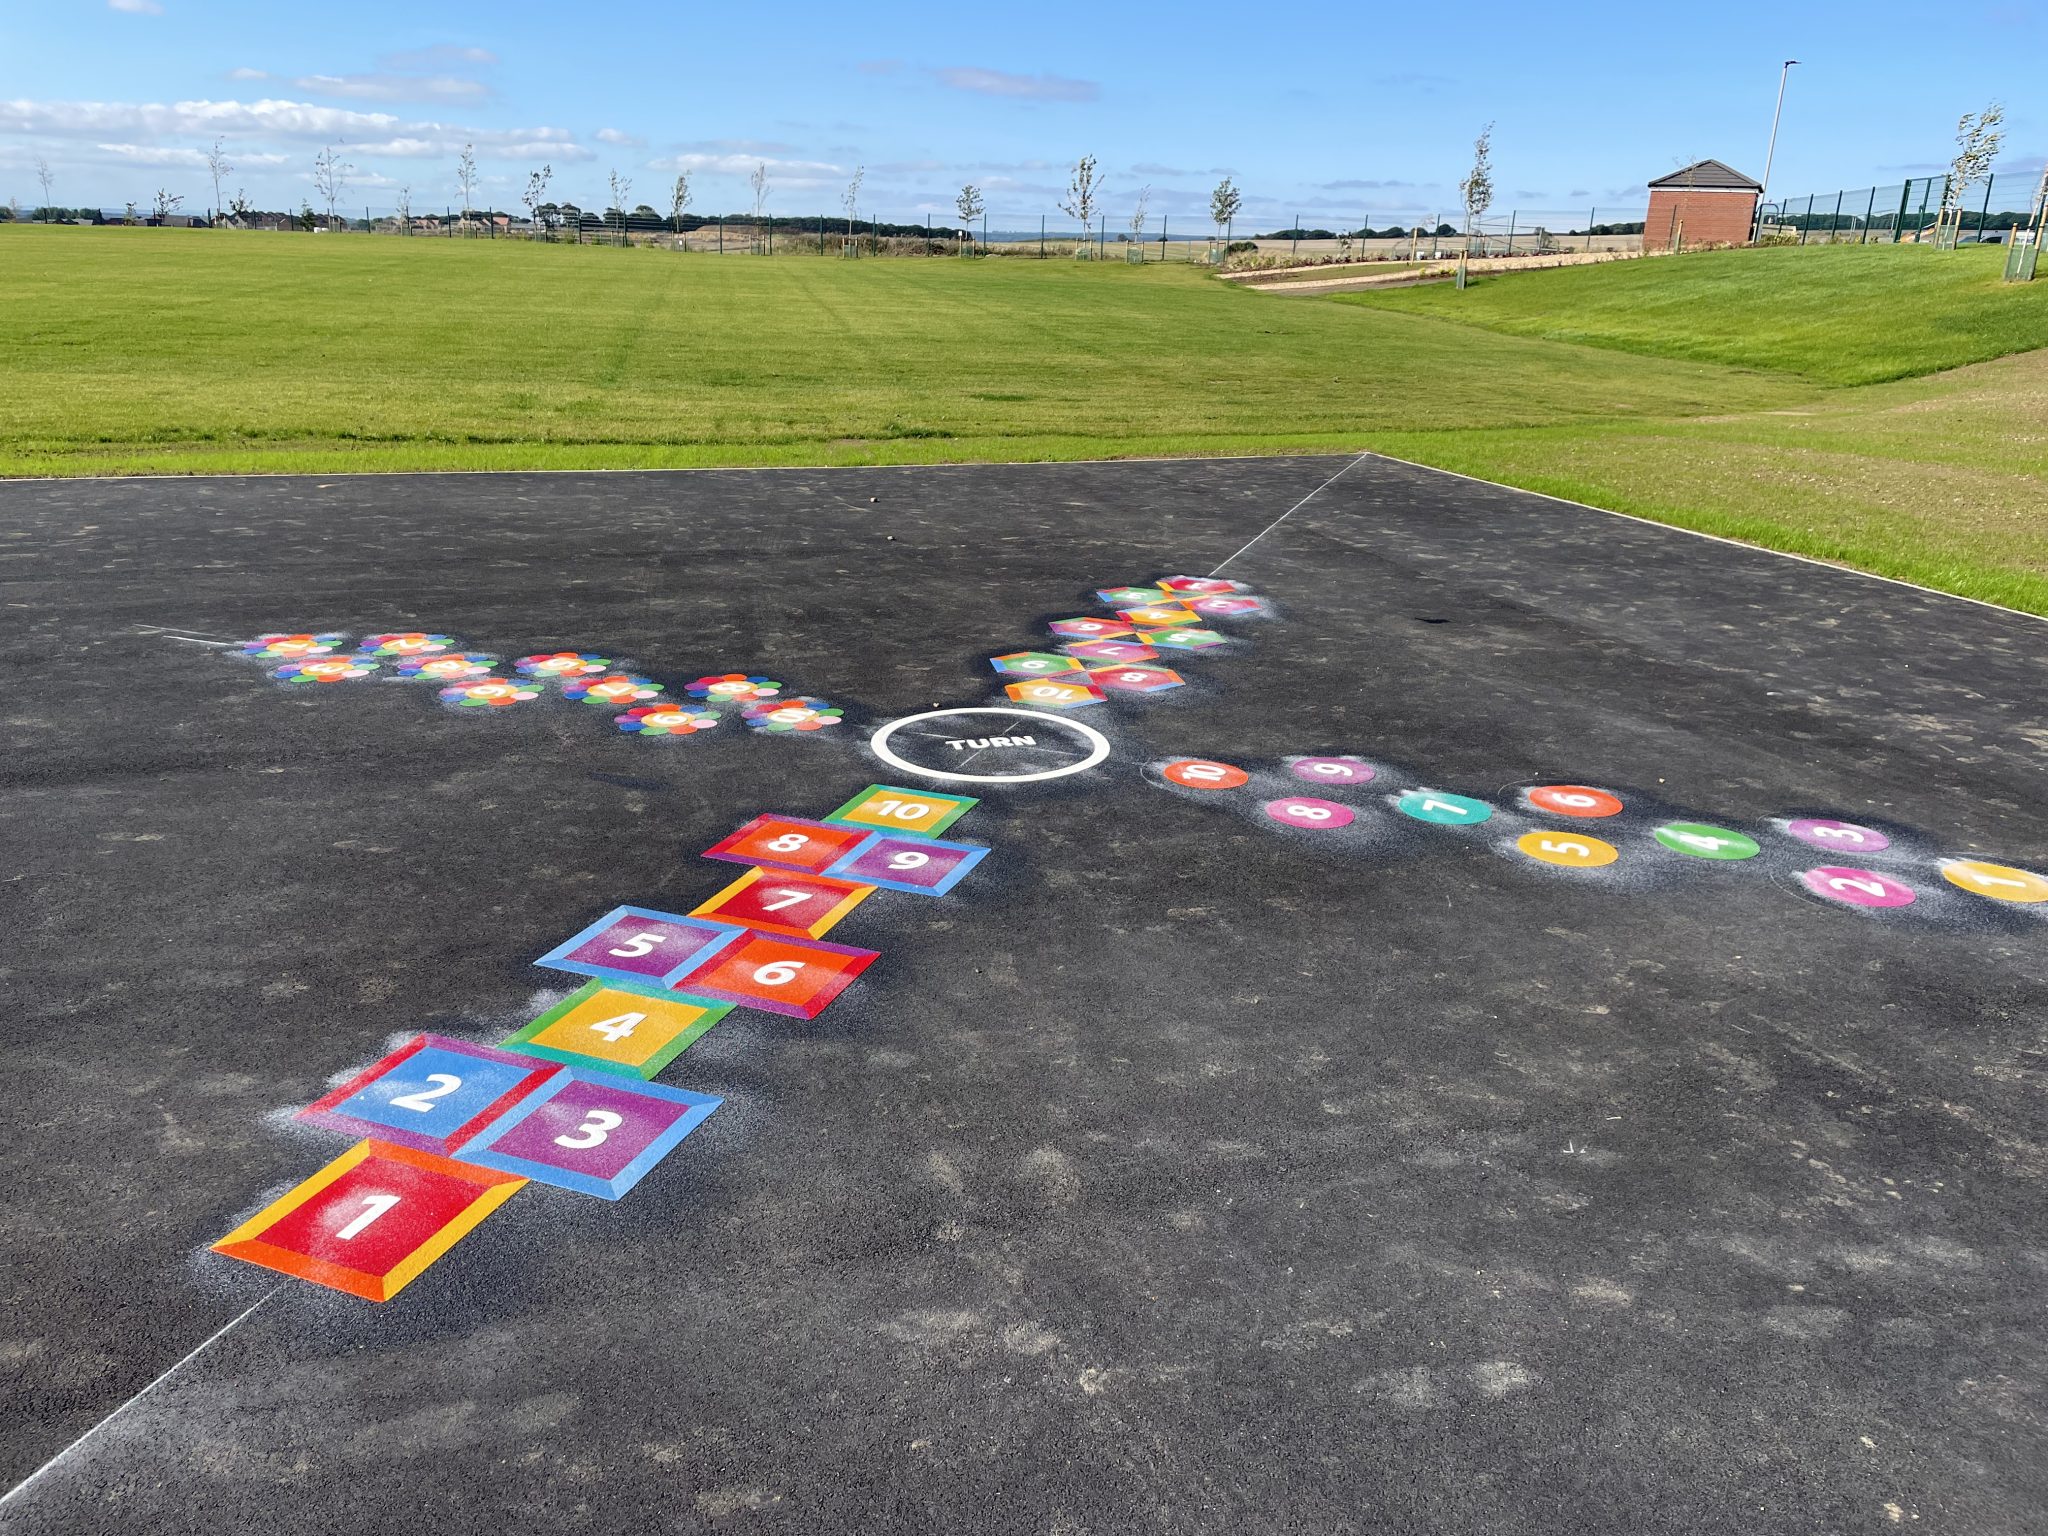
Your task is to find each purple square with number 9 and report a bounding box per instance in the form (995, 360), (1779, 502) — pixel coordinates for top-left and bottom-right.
(536, 905), (742, 988)
(827, 834), (988, 896)
(461, 1071), (721, 1199)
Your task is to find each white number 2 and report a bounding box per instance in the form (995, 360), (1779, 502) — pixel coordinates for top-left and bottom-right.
(336, 1193), (400, 1241)
(390, 1073), (462, 1112)
(554, 1109), (624, 1150)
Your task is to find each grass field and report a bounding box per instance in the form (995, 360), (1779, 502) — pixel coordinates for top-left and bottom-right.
(3, 227), (2044, 612)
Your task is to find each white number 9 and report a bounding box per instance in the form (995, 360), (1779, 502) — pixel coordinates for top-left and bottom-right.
(888, 851), (931, 870)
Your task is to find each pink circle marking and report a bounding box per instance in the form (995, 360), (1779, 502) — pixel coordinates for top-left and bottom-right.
(1800, 865), (1916, 909)
(1264, 797), (1355, 830)
(1784, 818), (1891, 853)
(1290, 756), (1375, 785)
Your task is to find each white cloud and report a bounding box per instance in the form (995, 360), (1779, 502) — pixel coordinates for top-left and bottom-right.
(379, 45), (497, 70)
(291, 73), (489, 103)
(0, 98), (592, 161)
(97, 142), (287, 167)
(227, 67), (269, 82)
(108, 0), (163, 13)
(648, 151), (845, 178)
(930, 67), (1098, 103)
(596, 128), (643, 146)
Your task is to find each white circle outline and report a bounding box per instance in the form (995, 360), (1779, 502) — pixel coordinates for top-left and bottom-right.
(868, 707), (1112, 785)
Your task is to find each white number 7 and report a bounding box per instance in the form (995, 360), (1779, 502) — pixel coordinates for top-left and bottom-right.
(760, 890), (810, 912)
(336, 1193), (400, 1241)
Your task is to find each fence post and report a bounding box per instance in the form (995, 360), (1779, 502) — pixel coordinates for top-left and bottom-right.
(1040, 214), (1045, 258)
(1506, 210), (1516, 254)
(1160, 212), (1167, 261)
(717, 215), (723, 254)
(1291, 217), (1298, 260)
(1893, 181), (1911, 242)
(1978, 173), (1994, 240)
(819, 219), (825, 256)
(1829, 189), (1842, 243)
(1861, 187), (1875, 244)
(1586, 207), (1595, 252)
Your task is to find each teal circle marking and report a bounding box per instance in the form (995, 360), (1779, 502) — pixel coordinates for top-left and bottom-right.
(1395, 790), (1494, 826)
(1653, 822), (1760, 861)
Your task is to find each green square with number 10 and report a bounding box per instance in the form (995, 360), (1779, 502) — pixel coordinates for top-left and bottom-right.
(502, 980), (731, 1080)
(826, 784), (976, 838)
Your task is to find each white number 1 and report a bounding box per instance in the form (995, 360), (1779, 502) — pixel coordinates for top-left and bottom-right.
(336, 1193), (400, 1241)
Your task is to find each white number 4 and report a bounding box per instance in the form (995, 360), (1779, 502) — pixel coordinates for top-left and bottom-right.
(587, 1011), (643, 1043)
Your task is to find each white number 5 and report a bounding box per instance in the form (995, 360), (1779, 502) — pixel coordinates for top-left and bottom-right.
(608, 931), (664, 958)
(555, 1109), (624, 1150)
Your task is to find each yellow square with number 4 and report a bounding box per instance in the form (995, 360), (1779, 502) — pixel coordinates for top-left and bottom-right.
(826, 783), (976, 837)
(503, 982), (731, 1080)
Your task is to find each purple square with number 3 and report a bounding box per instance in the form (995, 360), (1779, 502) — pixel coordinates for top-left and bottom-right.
(461, 1071), (721, 1199)
(536, 905), (743, 988)
(826, 834), (988, 896)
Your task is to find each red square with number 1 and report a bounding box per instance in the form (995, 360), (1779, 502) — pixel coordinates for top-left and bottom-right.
(675, 932), (878, 1019)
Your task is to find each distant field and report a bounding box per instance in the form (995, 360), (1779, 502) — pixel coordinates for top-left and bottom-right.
(1341, 243), (2048, 385)
(2, 227), (2044, 612)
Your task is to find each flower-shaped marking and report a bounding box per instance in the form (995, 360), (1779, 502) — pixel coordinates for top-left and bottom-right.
(564, 674), (665, 706)
(615, 703), (722, 737)
(515, 652), (613, 679)
(357, 633), (457, 657)
(439, 679), (542, 708)
(273, 657), (377, 684)
(240, 632), (346, 660)
(742, 697), (845, 733)
(394, 652), (499, 680)
(685, 673), (783, 703)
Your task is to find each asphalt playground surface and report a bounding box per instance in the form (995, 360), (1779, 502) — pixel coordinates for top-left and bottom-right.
(2, 456), (2044, 1534)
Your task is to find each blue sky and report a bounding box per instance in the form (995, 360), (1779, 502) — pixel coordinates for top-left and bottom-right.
(3, 0), (2042, 224)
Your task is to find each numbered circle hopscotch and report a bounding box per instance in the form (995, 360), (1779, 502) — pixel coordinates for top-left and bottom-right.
(1289, 756), (1376, 786)
(1800, 865), (1916, 908)
(1652, 822), (1761, 861)
(1782, 818), (1890, 852)
(1264, 796), (1356, 830)
(1526, 784), (1625, 818)
(1939, 859), (2048, 904)
(1394, 790), (1494, 826)
(1516, 831), (1620, 869)
(1163, 759), (1250, 790)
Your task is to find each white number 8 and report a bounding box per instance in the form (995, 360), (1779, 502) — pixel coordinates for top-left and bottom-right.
(766, 833), (809, 852)
(1288, 804), (1333, 821)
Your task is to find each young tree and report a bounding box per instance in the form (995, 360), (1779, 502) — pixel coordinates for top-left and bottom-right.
(1128, 183), (1151, 255)
(395, 184), (412, 231)
(752, 163), (772, 223)
(229, 189), (253, 224)
(1209, 176), (1241, 247)
(205, 138), (231, 221)
(457, 143), (479, 219)
(523, 164), (553, 237)
(35, 158), (54, 221)
(152, 188), (184, 223)
(842, 164), (862, 245)
(1459, 122), (1495, 251)
(608, 168), (632, 239)
(1061, 154), (1102, 252)
(312, 144), (349, 229)
(125, 201), (139, 225)
(955, 182), (984, 245)
(1939, 101), (2004, 245)
(668, 170), (692, 235)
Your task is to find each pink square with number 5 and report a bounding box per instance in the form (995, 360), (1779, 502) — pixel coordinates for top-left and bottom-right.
(535, 906), (743, 988)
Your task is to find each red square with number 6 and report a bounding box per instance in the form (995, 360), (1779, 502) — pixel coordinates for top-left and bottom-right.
(676, 932), (878, 1019)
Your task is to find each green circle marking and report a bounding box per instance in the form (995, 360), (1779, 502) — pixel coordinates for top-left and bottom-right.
(1653, 822), (1760, 860)
(1395, 790), (1494, 826)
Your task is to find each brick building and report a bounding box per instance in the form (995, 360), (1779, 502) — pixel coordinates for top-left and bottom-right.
(1645, 160), (1762, 252)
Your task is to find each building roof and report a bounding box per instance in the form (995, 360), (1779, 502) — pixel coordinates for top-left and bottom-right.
(1647, 159), (1762, 192)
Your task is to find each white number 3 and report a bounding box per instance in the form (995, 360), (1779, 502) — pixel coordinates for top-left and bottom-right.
(555, 1109), (624, 1150)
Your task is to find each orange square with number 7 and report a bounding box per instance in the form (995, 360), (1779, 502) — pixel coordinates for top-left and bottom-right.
(675, 932), (878, 1018)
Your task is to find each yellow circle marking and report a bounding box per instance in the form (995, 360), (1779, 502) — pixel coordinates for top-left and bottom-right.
(1516, 831), (1619, 869)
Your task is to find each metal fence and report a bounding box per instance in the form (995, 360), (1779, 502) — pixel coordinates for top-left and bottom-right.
(1759, 173), (2043, 244)
(25, 201), (1648, 263)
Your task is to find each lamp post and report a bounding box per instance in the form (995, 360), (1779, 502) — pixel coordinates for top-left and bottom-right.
(1756, 59), (1798, 242)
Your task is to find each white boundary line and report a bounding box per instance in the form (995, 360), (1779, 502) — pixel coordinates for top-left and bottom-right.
(1208, 452), (1371, 576)
(1358, 450), (2047, 627)
(0, 1286), (280, 1513)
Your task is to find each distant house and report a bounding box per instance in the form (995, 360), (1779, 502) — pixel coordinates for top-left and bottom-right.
(1644, 160), (1761, 252)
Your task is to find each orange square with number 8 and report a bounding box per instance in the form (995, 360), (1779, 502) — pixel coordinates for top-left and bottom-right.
(704, 814), (876, 873)
(675, 932), (879, 1018)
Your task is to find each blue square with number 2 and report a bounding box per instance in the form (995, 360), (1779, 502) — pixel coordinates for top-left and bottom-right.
(297, 1034), (562, 1155)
